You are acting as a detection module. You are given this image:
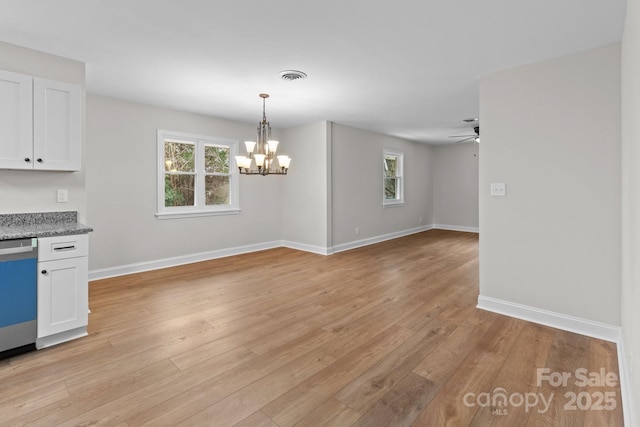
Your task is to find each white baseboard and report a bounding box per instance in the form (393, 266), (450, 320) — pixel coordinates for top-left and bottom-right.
(331, 225), (433, 253)
(282, 240), (333, 256)
(89, 225), (439, 280)
(477, 295), (620, 343)
(617, 334), (637, 427)
(89, 240), (282, 281)
(433, 224), (479, 233)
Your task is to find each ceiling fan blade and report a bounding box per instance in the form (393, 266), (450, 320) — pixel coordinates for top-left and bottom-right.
(454, 137), (474, 143)
(449, 135), (474, 138)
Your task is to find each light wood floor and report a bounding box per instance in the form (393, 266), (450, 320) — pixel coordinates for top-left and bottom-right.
(0, 230), (623, 426)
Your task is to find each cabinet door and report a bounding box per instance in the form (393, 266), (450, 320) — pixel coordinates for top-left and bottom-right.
(33, 78), (81, 171)
(0, 70), (33, 169)
(37, 257), (88, 338)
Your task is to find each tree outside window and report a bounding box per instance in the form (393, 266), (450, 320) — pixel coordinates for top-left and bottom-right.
(204, 145), (230, 205)
(164, 140), (195, 207)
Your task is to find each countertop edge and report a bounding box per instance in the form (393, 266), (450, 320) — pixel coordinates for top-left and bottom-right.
(0, 211), (93, 241)
(0, 224), (93, 241)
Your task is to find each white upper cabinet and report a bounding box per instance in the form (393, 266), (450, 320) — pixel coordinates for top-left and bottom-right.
(33, 78), (81, 171)
(0, 70), (33, 169)
(0, 70), (81, 171)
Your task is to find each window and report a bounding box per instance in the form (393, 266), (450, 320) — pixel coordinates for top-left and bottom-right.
(383, 149), (404, 206)
(157, 130), (239, 218)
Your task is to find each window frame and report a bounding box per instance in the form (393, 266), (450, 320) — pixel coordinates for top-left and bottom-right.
(156, 129), (239, 219)
(383, 149), (404, 207)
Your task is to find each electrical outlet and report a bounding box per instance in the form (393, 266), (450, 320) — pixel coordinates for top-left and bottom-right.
(355, 227), (360, 235)
(490, 183), (506, 197)
(419, 216), (423, 223)
(56, 189), (68, 203)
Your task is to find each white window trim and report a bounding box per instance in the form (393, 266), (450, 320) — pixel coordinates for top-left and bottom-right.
(156, 129), (240, 219)
(383, 149), (405, 207)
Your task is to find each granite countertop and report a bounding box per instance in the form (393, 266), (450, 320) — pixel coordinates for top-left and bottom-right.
(0, 211), (93, 241)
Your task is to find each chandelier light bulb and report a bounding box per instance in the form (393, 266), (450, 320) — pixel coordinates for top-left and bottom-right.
(254, 154), (266, 167)
(268, 140), (279, 153)
(244, 141), (256, 153)
(277, 155), (291, 169)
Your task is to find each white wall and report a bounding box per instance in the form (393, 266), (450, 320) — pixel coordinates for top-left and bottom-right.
(433, 142), (479, 231)
(479, 44), (621, 325)
(0, 41), (87, 220)
(86, 95), (282, 272)
(331, 123), (433, 248)
(280, 121), (330, 253)
(621, 0), (640, 423)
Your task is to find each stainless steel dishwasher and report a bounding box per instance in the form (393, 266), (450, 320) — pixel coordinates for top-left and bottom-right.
(0, 238), (37, 358)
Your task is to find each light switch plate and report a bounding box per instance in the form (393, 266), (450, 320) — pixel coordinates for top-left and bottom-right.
(490, 183), (506, 197)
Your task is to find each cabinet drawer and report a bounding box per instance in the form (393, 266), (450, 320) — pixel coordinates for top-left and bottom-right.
(38, 234), (88, 261)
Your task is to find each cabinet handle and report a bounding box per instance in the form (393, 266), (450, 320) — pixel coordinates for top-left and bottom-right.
(24, 158), (31, 162)
(37, 158), (43, 163)
(41, 270), (48, 275)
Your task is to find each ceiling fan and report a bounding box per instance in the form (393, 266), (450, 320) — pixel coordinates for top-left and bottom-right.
(449, 125), (480, 143)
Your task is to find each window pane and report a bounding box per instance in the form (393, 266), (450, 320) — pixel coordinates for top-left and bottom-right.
(205, 146), (229, 173)
(165, 141), (195, 172)
(384, 177), (398, 200)
(165, 174), (195, 207)
(384, 156), (397, 177)
(205, 175), (230, 205)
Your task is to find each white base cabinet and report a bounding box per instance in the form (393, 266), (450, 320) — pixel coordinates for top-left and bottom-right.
(37, 234), (89, 349)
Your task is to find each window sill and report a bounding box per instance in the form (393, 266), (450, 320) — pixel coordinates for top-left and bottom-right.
(383, 201), (405, 208)
(155, 208), (241, 220)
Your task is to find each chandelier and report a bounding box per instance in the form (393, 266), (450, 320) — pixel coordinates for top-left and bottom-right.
(235, 93), (291, 175)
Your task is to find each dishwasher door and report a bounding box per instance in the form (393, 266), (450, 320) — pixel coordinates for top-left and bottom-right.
(0, 238), (37, 357)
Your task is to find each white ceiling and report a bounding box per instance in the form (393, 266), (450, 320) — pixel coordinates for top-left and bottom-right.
(0, 0), (627, 144)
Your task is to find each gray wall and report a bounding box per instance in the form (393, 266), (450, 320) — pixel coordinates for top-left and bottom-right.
(0, 41), (87, 220)
(281, 121), (330, 253)
(331, 123), (433, 247)
(621, 0), (640, 420)
(479, 43), (621, 325)
(432, 142), (479, 230)
(86, 100), (443, 271)
(86, 95), (283, 271)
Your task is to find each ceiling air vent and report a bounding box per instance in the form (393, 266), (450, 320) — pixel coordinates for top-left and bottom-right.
(279, 70), (307, 81)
